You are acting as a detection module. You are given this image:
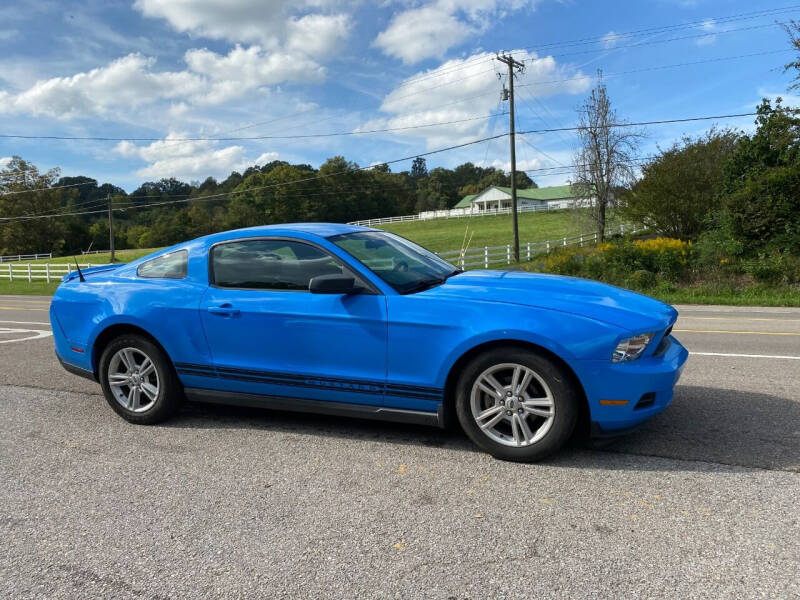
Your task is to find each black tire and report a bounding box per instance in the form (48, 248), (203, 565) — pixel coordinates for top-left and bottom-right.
(98, 334), (182, 425)
(455, 347), (579, 462)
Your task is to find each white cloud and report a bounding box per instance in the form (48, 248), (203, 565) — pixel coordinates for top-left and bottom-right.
(114, 133), (280, 180)
(286, 14), (351, 57)
(0, 0), (351, 121)
(0, 156), (11, 168)
(253, 151), (280, 165)
(375, 5), (475, 64)
(367, 49), (590, 148)
(375, 1), (536, 64)
(0, 44), (327, 119)
(696, 19), (717, 46)
(133, 0), (350, 57)
(185, 45), (325, 104)
(601, 31), (620, 49)
(0, 54), (203, 119)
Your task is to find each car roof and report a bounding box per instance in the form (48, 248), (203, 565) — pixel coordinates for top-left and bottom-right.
(205, 222), (377, 242)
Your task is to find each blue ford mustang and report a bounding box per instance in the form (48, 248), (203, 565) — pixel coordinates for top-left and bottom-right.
(50, 223), (688, 461)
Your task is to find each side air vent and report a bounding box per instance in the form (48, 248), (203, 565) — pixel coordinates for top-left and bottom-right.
(634, 392), (656, 410)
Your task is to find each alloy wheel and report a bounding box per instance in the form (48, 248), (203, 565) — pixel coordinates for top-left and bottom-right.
(470, 362), (555, 447)
(107, 347), (160, 413)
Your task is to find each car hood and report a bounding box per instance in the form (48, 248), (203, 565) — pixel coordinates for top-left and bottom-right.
(422, 270), (677, 332)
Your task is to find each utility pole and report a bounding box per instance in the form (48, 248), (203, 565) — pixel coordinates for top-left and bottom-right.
(497, 52), (525, 263)
(107, 194), (115, 263)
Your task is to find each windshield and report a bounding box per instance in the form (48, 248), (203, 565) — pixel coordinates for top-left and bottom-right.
(329, 231), (459, 294)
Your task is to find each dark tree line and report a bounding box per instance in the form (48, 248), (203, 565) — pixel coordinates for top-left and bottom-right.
(0, 155), (534, 256)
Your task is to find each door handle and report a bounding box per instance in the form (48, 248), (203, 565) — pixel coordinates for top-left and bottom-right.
(207, 304), (240, 316)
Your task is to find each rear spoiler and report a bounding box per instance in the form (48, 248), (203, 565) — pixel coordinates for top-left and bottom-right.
(62, 263), (126, 283)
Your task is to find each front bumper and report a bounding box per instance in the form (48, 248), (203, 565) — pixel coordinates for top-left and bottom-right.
(575, 335), (689, 435)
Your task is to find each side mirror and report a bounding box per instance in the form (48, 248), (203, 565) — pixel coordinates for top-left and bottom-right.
(309, 273), (361, 295)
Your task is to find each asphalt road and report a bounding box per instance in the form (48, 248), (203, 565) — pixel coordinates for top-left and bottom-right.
(1, 295), (798, 599)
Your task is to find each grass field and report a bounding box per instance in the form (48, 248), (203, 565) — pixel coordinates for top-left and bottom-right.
(2, 210), (797, 305)
(652, 284), (800, 307)
(379, 209), (594, 253)
(21, 248), (158, 265)
(0, 280), (60, 295)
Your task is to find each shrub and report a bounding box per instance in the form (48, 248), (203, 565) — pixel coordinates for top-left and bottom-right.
(742, 252), (800, 285)
(528, 237), (695, 288)
(723, 165), (800, 254)
(596, 237), (693, 283)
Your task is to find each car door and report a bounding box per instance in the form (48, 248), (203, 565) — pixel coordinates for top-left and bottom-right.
(199, 237), (387, 406)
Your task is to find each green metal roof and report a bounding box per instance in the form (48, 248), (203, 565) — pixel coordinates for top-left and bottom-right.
(456, 185), (590, 208)
(454, 194), (477, 208)
(488, 185), (584, 201)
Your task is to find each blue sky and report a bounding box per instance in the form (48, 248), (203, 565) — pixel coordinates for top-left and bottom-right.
(0, 0), (796, 191)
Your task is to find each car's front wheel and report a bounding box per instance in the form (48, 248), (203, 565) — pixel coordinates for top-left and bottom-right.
(98, 334), (182, 424)
(455, 347), (579, 462)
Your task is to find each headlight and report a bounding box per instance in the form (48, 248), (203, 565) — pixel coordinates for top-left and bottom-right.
(612, 333), (654, 363)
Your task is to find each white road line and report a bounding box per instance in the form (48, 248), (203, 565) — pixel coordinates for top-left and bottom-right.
(0, 327), (52, 344)
(0, 320), (50, 326)
(692, 352), (800, 360)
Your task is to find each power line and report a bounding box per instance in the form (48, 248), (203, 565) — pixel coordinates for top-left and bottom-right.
(522, 156), (655, 175)
(522, 5), (799, 53)
(517, 48), (793, 89)
(1, 46), (781, 152)
(0, 179), (101, 196)
(0, 113), (506, 143)
(0, 157), (662, 224)
(386, 5), (799, 90)
(517, 111), (759, 136)
(527, 21), (782, 62)
(376, 29), (790, 117)
(0, 110), (767, 223)
(385, 19), (786, 105)
(0, 132), (510, 223)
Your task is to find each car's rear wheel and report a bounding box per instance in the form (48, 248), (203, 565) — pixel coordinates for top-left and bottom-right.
(98, 334), (182, 424)
(455, 347), (579, 462)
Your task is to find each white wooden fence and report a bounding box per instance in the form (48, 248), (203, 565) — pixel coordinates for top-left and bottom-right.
(0, 262), (107, 283)
(438, 224), (636, 270)
(349, 203), (562, 227)
(0, 252), (52, 263)
(0, 223), (637, 283)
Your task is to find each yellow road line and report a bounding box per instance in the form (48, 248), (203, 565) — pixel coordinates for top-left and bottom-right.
(0, 306), (48, 311)
(674, 328), (800, 336)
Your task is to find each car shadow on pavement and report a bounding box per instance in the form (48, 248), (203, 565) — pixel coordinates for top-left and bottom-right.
(579, 384), (800, 472)
(174, 400), (481, 453)
(168, 383), (799, 473)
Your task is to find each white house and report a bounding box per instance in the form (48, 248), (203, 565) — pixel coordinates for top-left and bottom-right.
(454, 184), (595, 213)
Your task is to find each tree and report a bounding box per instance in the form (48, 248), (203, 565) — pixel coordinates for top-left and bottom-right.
(783, 20), (800, 89)
(0, 156), (67, 255)
(719, 99), (800, 253)
(622, 129), (740, 239)
(415, 168), (458, 212)
(410, 157), (427, 179)
(573, 76), (642, 241)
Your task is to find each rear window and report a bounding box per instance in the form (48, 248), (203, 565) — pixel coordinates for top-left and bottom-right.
(137, 250), (188, 279)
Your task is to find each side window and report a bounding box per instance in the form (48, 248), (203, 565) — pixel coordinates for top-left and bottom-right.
(137, 250), (188, 279)
(211, 239), (345, 290)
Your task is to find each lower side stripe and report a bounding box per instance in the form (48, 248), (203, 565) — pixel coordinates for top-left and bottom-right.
(176, 363), (443, 400)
